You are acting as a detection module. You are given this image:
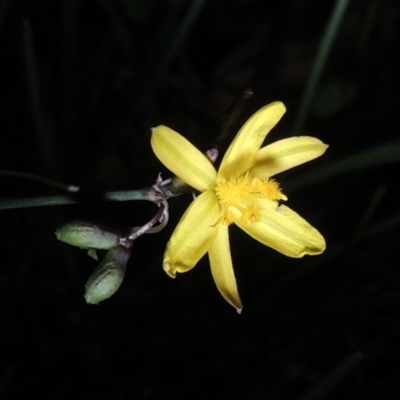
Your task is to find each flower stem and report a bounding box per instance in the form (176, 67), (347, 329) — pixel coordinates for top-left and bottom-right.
(0, 189), (149, 210)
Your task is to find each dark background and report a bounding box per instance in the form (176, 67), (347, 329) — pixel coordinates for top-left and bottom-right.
(1, 0), (400, 399)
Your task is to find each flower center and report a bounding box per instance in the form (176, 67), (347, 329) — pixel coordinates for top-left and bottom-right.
(214, 172), (287, 225)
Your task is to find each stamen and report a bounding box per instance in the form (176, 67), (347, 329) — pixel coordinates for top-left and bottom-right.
(214, 172), (286, 225)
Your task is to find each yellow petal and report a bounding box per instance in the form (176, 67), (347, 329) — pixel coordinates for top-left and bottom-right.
(208, 224), (243, 313)
(250, 136), (328, 179)
(163, 190), (220, 277)
(218, 102), (286, 180)
(151, 125), (217, 192)
(235, 203), (326, 257)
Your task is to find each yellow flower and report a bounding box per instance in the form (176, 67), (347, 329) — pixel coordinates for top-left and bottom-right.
(151, 101), (327, 312)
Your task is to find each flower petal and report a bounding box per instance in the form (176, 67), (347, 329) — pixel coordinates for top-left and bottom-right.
(235, 203), (326, 257)
(151, 125), (217, 192)
(208, 224), (243, 313)
(218, 101), (286, 180)
(250, 136), (328, 178)
(163, 190), (220, 277)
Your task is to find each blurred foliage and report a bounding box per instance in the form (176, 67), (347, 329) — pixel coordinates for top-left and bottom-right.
(1, 0), (400, 399)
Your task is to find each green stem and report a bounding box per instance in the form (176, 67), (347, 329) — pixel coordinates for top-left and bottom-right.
(291, 0), (351, 134)
(0, 170), (79, 192)
(0, 189), (149, 210)
(286, 141), (400, 191)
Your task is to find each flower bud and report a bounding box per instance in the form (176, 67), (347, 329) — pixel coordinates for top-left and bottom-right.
(55, 221), (120, 250)
(84, 245), (131, 304)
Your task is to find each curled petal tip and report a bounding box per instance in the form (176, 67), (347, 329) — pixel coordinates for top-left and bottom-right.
(163, 258), (176, 278)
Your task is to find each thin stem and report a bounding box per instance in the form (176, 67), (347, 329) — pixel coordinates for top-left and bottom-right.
(0, 189), (148, 210)
(286, 141), (400, 192)
(291, 0), (351, 134)
(137, 0), (206, 114)
(214, 87), (253, 148)
(97, 0), (135, 63)
(0, 170), (79, 192)
(127, 200), (168, 241)
(146, 199), (169, 234)
(0, 172), (187, 210)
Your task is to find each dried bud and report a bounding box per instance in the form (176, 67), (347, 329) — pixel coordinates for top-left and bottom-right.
(55, 221), (120, 250)
(84, 245), (131, 304)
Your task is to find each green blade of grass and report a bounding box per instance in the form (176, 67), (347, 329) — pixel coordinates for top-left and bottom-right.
(0, 189), (149, 210)
(301, 352), (364, 400)
(292, 0), (351, 134)
(287, 141), (400, 191)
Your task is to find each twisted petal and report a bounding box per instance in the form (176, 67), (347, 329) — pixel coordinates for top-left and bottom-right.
(235, 203), (326, 257)
(151, 125), (217, 192)
(218, 102), (286, 180)
(250, 136), (328, 179)
(163, 190), (220, 277)
(208, 225), (243, 313)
